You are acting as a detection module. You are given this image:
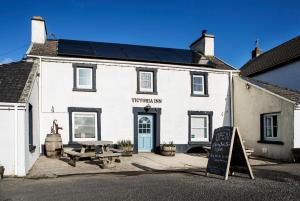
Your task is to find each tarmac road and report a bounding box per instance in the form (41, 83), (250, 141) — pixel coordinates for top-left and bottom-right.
(0, 169), (300, 201)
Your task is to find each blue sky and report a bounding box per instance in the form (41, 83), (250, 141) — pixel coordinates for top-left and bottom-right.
(0, 0), (299, 68)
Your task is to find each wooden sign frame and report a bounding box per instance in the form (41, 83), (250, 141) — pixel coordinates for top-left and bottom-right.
(206, 127), (254, 180)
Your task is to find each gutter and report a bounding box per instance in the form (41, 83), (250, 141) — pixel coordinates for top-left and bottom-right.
(27, 54), (240, 74)
(229, 71), (234, 126)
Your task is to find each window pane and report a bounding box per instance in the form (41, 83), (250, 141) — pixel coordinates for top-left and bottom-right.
(191, 117), (206, 128)
(74, 113), (96, 139)
(191, 128), (207, 140)
(190, 116), (208, 141)
(193, 75), (204, 93)
(140, 72), (153, 90)
(78, 68), (92, 87)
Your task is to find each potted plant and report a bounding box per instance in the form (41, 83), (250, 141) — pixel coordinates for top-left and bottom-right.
(117, 140), (134, 156)
(160, 141), (176, 156)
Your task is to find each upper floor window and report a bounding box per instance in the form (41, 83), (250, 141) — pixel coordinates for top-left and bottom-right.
(73, 63), (97, 92)
(190, 72), (208, 97)
(136, 68), (157, 94)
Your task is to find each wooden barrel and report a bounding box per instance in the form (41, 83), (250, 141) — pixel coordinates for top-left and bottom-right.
(160, 146), (176, 156)
(45, 134), (63, 158)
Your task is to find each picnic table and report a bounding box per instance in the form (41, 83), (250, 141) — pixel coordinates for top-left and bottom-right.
(63, 141), (121, 168)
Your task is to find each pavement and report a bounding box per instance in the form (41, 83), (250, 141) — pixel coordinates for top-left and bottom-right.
(25, 153), (278, 178)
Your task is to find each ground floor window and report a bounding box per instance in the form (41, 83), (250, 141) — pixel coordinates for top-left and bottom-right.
(68, 107), (102, 143)
(73, 112), (97, 141)
(262, 113), (279, 140)
(188, 111), (213, 144)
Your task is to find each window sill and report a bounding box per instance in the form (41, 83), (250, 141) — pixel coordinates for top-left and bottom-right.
(191, 94), (209, 97)
(29, 145), (36, 153)
(73, 88), (97, 92)
(257, 140), (284, 145)
(136, 91), (158, 95)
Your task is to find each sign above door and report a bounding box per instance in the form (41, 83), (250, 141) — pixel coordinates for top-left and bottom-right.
(131, 98), (162, 104)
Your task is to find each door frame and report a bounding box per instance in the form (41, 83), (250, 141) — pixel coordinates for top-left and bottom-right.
(133, 107), (161, 153)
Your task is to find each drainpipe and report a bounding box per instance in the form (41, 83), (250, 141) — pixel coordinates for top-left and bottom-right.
(229, 71), (234, 127)
(14, 104), (18, 176)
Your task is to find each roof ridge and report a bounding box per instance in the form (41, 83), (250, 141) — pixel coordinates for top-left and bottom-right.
(241, 34), (300, 70)
(0, 60), (31, 67)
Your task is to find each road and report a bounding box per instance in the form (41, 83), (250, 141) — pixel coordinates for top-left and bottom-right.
(0, 169), (300, 201)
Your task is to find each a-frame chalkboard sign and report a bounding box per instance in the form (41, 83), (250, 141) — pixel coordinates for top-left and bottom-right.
(206, 126), (254, 180)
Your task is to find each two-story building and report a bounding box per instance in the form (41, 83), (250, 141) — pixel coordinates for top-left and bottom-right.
(0, 16), (239, 176)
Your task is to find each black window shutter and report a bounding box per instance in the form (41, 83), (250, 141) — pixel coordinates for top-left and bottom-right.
(260, 114), (264, 140)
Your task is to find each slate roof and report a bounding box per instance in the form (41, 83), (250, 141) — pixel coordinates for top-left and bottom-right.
(242, 77), (300, 104)
(0, 61), (34, 103)
(28, 39), (235, 70)
(241, 35), (300, 77)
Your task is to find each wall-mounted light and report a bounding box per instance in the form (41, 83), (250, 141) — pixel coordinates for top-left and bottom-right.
(144, 104), (151, 112)
(51, 106), (55, 113)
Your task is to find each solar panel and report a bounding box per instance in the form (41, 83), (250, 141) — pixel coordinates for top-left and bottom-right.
(57, 39), (200, 65)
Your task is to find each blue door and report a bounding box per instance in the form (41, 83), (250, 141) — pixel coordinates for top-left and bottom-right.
(138, 115), (154, 152)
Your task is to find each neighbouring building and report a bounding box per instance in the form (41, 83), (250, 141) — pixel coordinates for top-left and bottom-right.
(236, 35), (300, 161)
(240, 35), (300, 91)
(0, 61), (40, 176)
(234, 76), (300, 161)
(0, 16), (239, 176)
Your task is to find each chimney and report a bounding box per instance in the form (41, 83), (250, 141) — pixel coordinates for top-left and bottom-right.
(31, 16), (47, 44)
(251, 39), (262, 58)
(190, 30), (215, 56)
(251, 47), (262, 58)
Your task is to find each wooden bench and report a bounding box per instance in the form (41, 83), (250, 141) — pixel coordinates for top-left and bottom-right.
(63, 149), (96, 167)
(95, 153), (121, 169)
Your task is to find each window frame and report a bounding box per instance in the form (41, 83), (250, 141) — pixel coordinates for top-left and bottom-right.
(258, 112), (284, 145)
(190, 115), (209, 142)
(190, 71), (208, 97)
(73, 63), (97, 92)
(68, 107), (102, 144)
(136, 67), (157, 95)
(72, 112), (98, 142)
(188, 111), (213, 144)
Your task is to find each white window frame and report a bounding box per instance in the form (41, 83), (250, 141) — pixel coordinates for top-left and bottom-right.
(72, 112), (97, 141)
(76, 67), (93, 89)
(139, 71), (154, 92)
(192, 75), (205, 95)
(263, 113), (279, 140)
(190, 115), (209, 142)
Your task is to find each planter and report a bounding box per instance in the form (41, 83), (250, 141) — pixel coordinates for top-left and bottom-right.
(160, 145), (176, 156)
(118, 146), (134, 157)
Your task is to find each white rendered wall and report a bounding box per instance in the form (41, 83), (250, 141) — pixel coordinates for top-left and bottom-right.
(24, 78), (40, 173)
(233, 76), (295, 161)
(254, 60), (300, 91)
(294, 109), (300, 148)
(39, 60), (231, 148)
(0, 109), (15, 175)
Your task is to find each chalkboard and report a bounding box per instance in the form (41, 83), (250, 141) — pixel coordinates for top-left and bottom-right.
(206, 127), (254, 180)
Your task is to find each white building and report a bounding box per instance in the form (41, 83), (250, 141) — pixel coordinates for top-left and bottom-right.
(241, 35), (300, 91)
(0, 17), (239, 176)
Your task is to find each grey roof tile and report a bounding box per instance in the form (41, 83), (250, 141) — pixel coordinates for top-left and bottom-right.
(0, 61), (34, 103)
(241, 35), (300, 77)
